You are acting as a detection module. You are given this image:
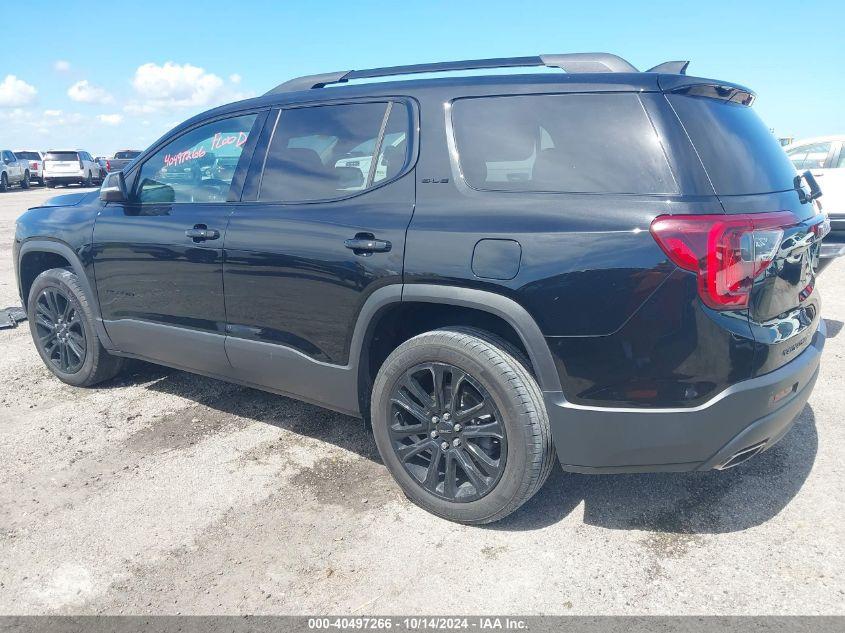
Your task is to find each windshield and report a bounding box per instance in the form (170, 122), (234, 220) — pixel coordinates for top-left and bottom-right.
(45, 152), (79, 161)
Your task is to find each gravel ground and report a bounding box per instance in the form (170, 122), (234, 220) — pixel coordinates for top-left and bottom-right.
(0, 187), (843, 615)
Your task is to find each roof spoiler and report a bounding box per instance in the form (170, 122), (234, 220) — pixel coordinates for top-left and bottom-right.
(265, 53), (691, 95)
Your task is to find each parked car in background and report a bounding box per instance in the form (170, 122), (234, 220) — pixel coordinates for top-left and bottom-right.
(14, 53), (829, 524)
(106, 150), (142, 173)
(1, 149), (30, 191)
(784, 136), (845, 267)
(14, 150), (45, 186)
(94, 157), (109, 182)
(43, 150), (100, 188)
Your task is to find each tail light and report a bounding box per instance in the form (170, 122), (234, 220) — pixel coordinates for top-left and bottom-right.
(106, 160), (111, 172)
(31, 161), (38, 170)
(650, 212), (795, 310)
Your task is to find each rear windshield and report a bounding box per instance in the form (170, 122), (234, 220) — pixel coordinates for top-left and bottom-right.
(667, 95), (797, 195)
(45, 152), (79, 161)
(15, 151), (40, 160)
(114, 151), (141, 159)
(451, 93), (678, 194)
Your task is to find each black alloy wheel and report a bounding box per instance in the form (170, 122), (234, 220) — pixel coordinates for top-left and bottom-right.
(33, 287), (87, 373)
(388, 362), (507, 502)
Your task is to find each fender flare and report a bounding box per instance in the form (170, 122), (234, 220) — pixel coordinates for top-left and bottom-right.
(350, 284), (562, 394)
(17, 238), (115, 350)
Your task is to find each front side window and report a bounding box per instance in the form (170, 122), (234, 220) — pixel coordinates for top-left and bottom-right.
(258, 101), (409, 202)
(135, 113), (257, 204)
(451, 93), (677, 194)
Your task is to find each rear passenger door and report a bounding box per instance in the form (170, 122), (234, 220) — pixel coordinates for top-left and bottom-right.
(223, 99), (416, 388)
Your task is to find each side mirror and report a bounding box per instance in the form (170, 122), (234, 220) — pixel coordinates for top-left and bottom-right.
(100, 171), (127, 202)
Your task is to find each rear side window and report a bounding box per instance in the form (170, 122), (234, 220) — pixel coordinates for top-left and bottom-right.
(46, 152), (79, 161)
(258, 101), (409, 203)
(451, 93), (677, 194)
(667, 95), (797, 195)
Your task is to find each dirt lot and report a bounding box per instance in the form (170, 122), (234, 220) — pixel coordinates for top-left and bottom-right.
(0, 187), (843, 615)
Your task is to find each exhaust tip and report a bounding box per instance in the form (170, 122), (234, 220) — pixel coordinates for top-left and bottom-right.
(717, 441), (767, 470)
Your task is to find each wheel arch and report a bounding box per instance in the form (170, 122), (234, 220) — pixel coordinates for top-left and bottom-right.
(353, 284), (562, 418)
(18, 239), (115, 349)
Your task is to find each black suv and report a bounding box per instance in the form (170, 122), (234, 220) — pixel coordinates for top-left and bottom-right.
(14, 54), (828, 523)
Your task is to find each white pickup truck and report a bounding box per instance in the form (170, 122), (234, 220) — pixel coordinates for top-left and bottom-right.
(0, 149), (31, 191)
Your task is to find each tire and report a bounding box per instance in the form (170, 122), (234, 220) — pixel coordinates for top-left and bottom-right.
(21, 171), (30, 189)
(84, 172), (93, 187)
(27, 268), (124, 387)
(371, 327), (554, 524)
(0, 173), (7, 192)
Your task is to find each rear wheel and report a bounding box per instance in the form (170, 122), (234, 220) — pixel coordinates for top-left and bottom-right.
(371, 327), (554, 524)
(27, 268), (124, 387)
(83, 172), (92, 187)
(0, 173), (7, 192)
(21, 171), (30, 188)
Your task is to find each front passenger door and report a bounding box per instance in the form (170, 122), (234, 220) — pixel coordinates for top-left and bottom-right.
(93, 111), (265, 374)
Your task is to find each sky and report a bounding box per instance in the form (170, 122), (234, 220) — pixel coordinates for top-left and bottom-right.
(0, 0), (842, 155)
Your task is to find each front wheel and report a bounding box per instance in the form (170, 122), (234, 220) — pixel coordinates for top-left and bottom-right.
(371, 327), (554, 524)
(27, 268), (125, 387)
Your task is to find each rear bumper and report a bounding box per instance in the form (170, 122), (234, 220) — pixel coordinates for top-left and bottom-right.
(544, 319), (825, 473)
(44, 176), (85, 184)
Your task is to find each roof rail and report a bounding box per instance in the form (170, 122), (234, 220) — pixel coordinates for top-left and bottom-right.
(265, 53), (650, 95)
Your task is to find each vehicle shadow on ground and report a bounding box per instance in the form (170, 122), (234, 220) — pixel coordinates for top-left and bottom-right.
(117, 361), (382, 462)
(824, 318), (843, 338)
(116, 362), (817, 536)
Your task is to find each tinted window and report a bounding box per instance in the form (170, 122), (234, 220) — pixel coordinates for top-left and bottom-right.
(3, 151), (15, 162)
(259, 102), (406, 202)
(135, 114), (257, 204)
(46, 152), (79, 161)
(115, 150), (141, 159)
(451, 93), (677, 194)
(667, 95), (797, 195)
(15, 151), (40, 160)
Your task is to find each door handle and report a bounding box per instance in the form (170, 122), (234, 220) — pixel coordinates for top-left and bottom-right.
(185, 226), (220, 241)
(344, 235), (392, 254)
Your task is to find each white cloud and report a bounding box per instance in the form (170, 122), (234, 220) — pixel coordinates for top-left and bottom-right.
(44, 109), (63, 117)
(229, 73), (242, 84)
(67, 80), (114, 104)
(54, 60), (71, 72)
(0, 75), (37, 107)
(128, 62), (246, 112)
(97, 113), (123, 125)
